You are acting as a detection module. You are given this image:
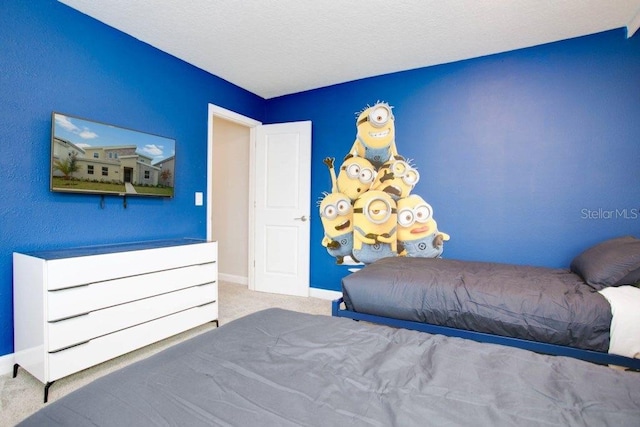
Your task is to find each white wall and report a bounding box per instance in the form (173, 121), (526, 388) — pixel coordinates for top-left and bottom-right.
(212, 117), (250, 282)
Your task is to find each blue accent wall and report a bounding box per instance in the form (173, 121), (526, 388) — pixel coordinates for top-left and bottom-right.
(0, 1), (265, 356)
(265, 29), (640, 293)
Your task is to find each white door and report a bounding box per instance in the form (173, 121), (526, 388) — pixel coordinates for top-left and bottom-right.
(253, 121), (311, 296)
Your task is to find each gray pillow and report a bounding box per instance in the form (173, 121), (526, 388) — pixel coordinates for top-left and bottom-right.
(615, 267), (640, 287)
(570, 236), (640, 290)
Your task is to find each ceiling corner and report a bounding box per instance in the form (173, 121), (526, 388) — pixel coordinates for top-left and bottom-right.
(627, 7), (640, 37)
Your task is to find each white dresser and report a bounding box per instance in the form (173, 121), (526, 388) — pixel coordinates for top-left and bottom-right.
(13, 239), (218, 402)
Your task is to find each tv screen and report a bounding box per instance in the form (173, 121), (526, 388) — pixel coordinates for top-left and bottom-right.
(51, 112), (175, 198)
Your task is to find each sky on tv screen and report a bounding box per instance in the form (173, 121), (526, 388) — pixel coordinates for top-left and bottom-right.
(54, 113), (175, 164)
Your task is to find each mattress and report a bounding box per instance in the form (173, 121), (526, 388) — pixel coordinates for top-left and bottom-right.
(342, 257), (612, 351)
(19, 308), (639, 426)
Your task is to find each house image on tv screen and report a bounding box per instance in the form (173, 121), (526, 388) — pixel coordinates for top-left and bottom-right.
(154, 155), (175, 188)
(50, 113), (175, 198)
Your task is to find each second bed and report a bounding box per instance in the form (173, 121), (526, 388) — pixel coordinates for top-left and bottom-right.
(335, 236), (640, 369)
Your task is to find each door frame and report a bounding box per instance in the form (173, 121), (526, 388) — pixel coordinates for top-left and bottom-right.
(207, 104), (261, 290)
(207, 104), (342, 300)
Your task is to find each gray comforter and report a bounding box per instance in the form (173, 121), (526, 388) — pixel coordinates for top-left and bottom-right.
(19, 308), (639, 426)
(342, 257), (612, 352)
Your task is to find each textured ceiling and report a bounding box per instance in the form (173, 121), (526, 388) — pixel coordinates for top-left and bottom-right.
(59, 0), (640, 99)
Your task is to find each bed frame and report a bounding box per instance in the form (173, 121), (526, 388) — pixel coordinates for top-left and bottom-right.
(332, 297), (640, 371)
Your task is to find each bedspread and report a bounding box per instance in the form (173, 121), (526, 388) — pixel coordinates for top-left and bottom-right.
(19, 308), (639, 427)
(342, 257), (612, 352)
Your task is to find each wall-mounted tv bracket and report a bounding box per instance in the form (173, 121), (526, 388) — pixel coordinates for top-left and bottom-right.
(99, 194), (128, 209)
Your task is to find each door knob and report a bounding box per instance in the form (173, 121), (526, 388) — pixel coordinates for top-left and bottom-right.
(294, 215), (308, 222)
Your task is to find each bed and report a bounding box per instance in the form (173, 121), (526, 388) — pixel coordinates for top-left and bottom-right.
(334, 236), (640, 370)
(18, 308), (640, 426)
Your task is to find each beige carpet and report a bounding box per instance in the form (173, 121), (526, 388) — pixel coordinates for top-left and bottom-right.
(0, 282), (332, 426)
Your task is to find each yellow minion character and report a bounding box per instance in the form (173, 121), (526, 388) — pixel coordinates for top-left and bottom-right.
(371, 159), (419, 201)
(319, 158), (354, 264)
(397, 195), (450, 258)
(336, 154), (376, 202)
(349, 102), (399, 169)
(352, 190), (398, 264)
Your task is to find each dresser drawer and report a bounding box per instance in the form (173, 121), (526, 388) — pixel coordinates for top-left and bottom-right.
(48, 303), (217, 381)
(48, 282), (217, 352)
(14, 240), (218, 386)
(47, 262), (217, 321)
(45, 242), (216, 290)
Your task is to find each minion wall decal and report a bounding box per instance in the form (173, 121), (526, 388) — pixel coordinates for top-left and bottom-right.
(349, 102), (399, 169)
(352, 190), (398, 264)
(336, 155), (376, 202)
(371, 158), (420, 201)
(319, 157), (355, 264)
(321, 101), (449, 265)
(397, 195), (450, 258)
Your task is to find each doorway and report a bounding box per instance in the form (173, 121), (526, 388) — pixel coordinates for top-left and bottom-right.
(207, 104), (312, 296)
(208, 105), (260, 286)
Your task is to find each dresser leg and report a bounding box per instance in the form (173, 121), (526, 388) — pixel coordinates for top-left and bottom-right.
(213, 319), (219, 327)
(12, 364), (19, 378)
(44, 381), (55, 403)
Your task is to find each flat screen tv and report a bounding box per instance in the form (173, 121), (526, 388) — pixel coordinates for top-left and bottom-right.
(51, 112), (176, 198)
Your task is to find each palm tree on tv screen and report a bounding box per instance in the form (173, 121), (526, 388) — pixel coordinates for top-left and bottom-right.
(53, 152), (79, 180)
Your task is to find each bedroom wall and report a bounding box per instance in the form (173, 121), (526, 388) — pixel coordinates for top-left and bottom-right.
(0, 1), (265, 357)
(265, 28), (640, 292)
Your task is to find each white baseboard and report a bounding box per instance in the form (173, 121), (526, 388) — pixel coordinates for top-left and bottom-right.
(309, 287), (342, 301)
(0, 352), (14, 376)
(218, 273), (248, 285)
